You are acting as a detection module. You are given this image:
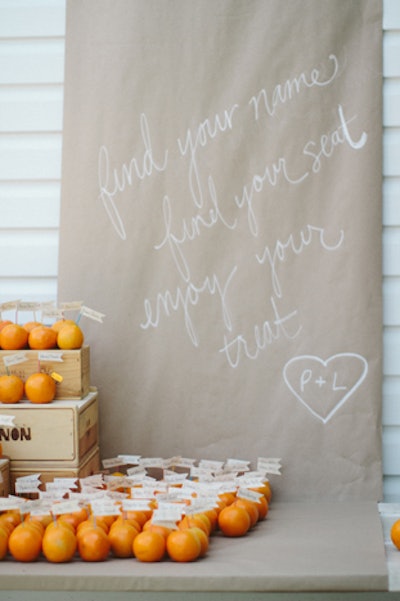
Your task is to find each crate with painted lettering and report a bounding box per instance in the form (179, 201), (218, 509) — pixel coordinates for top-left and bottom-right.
(0, 389), (98, 467)
(10, 445), (101, 495)
(0, 346), (90, 399)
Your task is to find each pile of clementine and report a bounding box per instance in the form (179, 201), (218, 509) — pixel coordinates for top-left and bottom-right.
(0, 474), (273, 564)
(0, 371), (57, 405)
(0, 318), (85, 404)
(0, 319), (84, 351)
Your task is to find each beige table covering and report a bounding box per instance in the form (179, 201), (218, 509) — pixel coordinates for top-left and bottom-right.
(0, 502), (388, 593)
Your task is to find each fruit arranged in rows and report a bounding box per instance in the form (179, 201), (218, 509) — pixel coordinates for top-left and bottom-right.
(0, 320), (84, 351)
(0, 480), (272, 563)
(0, 372), (58, 404)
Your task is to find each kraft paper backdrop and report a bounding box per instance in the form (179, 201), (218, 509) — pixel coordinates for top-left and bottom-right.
(58, 0), (383, 501)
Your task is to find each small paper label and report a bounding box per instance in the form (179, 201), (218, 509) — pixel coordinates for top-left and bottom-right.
(121, 498), (152, 511)
(225, 458), (250, 472)
(18, 302), (41, 312)
(15, 480), (40, 494)
(41, 306), (64, 320)
(198, 459), (225, 472)
(139, 457), (164, 468)
(51, 500), (83, 515)
(257, 457), (282, 475)
(0, 497), (25, 511)
(38, 351), (64, 363)
(51, 478), (78, 489)
(0, 415), (15, 427)
(79, 474), (104, 488)
(60, 301), (83, 311)
(89, 499), (120, 516)
(102, 457), (124, 469)
(236, 487), (263, 502)
(79, 306), (106, 323)
(3, 353), (28, 367)
(117, 454), (141, 465)
(0, 300), (21, 312)
(151, 505), (184, 522)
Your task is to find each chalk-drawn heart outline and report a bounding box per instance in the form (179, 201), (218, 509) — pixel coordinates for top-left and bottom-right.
(283, 353), (368, 424)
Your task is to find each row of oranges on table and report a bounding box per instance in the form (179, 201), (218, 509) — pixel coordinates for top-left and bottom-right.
(0, 319), (84, 351)
(0, 481), (272, 564)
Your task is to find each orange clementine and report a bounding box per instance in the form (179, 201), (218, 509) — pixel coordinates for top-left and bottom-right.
(142, 520), (173, 540)
(203, 508), (219, 532)
(166, 528), (201, 562)
(77, 525), (110, 562)
(24, 372), (56, 404)
(250, 480), (272, 504)
(46, 518), (75, 535)
(51, 319), (76, 333)
(89, 514), (116, 533)
(0, 510), (22, 530)
(189, 526), (209, 557)
(124, 510), (148, 529)
(216, 491), (237, 513)
(0, 517), (16, 537)
(23, 518), (45, 538)
(77, 518), (108, 540)
(133, 530), (166, 562)
(178, 514), (211, 536)
(0, 374), (24, 404)
(23, 321), (42, 333)
(391, 519), (400, 549)
(218, 504), (251, 537)
(28, 325), (58, 350)
(255, 495), (269, 520)
(112, 514), (142, 533)
(57, 506), (89, 531)
(0, 320), (12, 332)
(233, 498), (259, 528)
(42, 521), (77, 563)
(57, 324), (84, 350)
(25, 513), (53, 530)
(109, 521), (139, 558)
(0, 323), (28, 350)
(8, 521), (43, 562)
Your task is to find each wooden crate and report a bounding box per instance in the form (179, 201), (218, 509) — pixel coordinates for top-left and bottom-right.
(0, 390), (98, 467)
(0, 458), (10, 497)
(0, 345), (90, 399)
(10, 445), (100, 494)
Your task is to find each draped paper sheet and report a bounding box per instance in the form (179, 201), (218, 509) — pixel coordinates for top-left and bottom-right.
(58, 0), (383, 501)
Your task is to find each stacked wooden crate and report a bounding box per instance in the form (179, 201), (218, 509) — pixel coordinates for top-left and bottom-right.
(0, 346), (100, 494)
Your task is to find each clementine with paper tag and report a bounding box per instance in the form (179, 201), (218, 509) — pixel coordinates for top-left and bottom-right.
(24, 372), (57, 404)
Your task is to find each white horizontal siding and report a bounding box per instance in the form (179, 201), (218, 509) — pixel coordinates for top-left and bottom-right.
(0, 39), (64, 84)
(383, 178), (400, 225)
(0, 1), (65, 38)
(0, 0), (64, 306)
(383, 0), (400, 501)
(384, 128), (400, 176)
(0, 86), (63, 132)
(0, 182), (60, 227)
(0, 134), (62, 180)
(383, 279), (400, 325)
(384, 80), (400, 126)
(383, 0), (400, 29)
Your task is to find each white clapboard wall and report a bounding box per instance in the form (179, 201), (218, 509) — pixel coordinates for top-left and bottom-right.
(0, 0), (399, 500)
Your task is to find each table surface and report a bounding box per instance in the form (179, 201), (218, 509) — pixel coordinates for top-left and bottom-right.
(0, 500), (390, 595)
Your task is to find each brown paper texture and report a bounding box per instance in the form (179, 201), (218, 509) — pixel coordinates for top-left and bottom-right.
(58, 0), (383, 501)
